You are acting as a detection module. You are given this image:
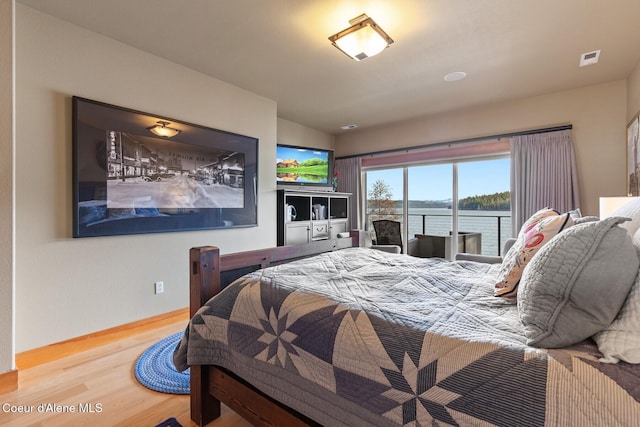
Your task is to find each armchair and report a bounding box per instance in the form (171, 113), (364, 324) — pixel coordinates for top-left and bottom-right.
(372, 220), (403, 252)
(339, 231), (401, 254)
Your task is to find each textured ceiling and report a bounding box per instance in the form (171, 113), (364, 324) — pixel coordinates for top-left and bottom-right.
(18, 0), (640, 133)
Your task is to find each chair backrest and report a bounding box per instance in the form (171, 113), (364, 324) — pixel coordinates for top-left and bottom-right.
(372, 220), (403, 250)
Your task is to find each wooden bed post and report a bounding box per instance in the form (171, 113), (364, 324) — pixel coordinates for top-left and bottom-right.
(190, 246), (221, 317)
(189, 246), (222, 426)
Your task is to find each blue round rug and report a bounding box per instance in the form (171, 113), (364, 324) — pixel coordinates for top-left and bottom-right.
(135, 332), (190, 394)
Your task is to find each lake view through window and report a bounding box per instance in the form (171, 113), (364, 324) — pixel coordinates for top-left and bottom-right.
(365, 157), (510, 257)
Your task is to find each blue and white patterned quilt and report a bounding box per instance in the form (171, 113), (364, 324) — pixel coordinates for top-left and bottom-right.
(174, 247), (640, 427)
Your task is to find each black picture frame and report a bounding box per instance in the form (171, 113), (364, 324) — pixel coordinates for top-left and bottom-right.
(72, 96), (258, 238)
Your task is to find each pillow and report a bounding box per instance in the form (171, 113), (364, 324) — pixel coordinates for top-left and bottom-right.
(593, 275), (640, 363)
(518, 208), (559, 236)
(633, 228), (640, 259)
(518, 217), (639, 348)
(609, 197), (640, 235)
(567, 208), (582, 220)
(495, 209), (573, 300)
(574, 215), (599, 224)
(592, 226), (640, 363)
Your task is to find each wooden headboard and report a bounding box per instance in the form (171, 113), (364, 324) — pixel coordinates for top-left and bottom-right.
(189, 231), (360, 317)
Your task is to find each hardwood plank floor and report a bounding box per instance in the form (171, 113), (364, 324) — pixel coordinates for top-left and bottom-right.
(1, 320), (252, 427)
(15, 309), (191, 370)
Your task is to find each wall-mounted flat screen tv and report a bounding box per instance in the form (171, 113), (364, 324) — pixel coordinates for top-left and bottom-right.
(276, 144), (334, 189)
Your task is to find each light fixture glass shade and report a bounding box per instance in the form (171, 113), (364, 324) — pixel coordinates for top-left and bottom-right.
(147, 121), (181, 138)
(329, 15), (393, 61)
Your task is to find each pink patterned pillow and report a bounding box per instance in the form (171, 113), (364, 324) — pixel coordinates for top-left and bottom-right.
(517, 208), (558, 237)
(495, 209), (573, 301)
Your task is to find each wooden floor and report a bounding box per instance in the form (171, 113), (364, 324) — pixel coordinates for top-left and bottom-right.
(0, 317), (253, 427)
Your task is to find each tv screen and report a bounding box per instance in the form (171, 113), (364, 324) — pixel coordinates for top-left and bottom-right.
(276, 144), (334, 187)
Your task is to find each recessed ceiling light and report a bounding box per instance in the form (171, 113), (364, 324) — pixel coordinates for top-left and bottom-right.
(340, 124), (358, 130)
(444, 71), (467, 82)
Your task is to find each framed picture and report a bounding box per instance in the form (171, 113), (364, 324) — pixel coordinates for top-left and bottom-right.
(627, 113), (640, 196)
(72, 96), (258, 238)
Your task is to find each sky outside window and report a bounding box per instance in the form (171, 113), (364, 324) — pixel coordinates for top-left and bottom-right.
(367, 158), (510, 201)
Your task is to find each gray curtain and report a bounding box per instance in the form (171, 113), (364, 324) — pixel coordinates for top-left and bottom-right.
(510, 129), (580, 234)
(334, 157), (362, 230)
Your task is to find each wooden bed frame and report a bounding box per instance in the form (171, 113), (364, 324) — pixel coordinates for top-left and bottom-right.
(188, 232), (361, 426)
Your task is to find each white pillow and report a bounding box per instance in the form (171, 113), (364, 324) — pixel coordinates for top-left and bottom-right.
(633, 229), (640, 259)
(593, 273), (640, 363)
(592, 226), (640, 363)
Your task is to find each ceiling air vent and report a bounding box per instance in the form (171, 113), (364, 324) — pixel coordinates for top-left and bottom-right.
(579, 50), (601, 67)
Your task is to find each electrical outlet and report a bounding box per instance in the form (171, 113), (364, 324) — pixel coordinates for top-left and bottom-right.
(154, 281), (164, 294)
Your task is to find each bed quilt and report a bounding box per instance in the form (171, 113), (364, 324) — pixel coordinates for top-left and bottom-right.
(174, 247), (640, 427)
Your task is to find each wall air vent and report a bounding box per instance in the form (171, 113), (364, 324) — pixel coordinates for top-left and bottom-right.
(579, 50), (601, 67)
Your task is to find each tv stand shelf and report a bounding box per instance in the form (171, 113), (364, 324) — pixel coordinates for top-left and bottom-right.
(277, 189), (351, 246)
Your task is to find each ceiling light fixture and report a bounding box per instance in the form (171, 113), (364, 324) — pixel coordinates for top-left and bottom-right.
(328, 14), (393, 61)
(147, 121), (181, 138)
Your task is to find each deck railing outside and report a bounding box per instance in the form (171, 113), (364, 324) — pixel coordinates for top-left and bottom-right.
(367, 211), (512, 256)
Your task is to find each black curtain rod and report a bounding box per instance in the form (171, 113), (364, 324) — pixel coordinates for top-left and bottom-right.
(335, 124), (573, 160)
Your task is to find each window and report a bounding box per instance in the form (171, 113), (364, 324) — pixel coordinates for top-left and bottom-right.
(365, 156), (510, 258)
(457, 158), (511, 256)
(365, 168), (404, 233)
(407, 164), (452, 239)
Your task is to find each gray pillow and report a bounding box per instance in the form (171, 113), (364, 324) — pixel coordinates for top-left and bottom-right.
(573, 215), (599, 224)
(518, 217), (639, 348)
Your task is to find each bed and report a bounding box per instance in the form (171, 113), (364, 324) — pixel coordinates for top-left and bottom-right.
(174, 222), (640, 427)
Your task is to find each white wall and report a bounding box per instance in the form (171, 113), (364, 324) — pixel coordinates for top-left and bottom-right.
(335, 81), (628, 217)
(14, 5), (278, 352)
(0, 0), (15, 374)
(277, 117), (335, 150)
